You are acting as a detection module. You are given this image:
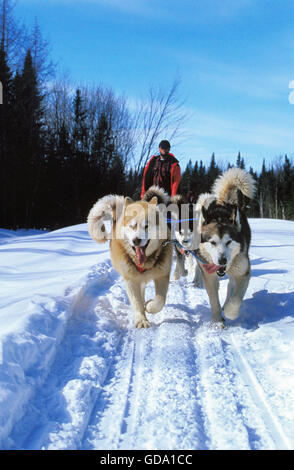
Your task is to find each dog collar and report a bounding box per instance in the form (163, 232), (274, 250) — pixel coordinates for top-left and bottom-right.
(135, 264), (148, 274)
(133, 252), (162, 273)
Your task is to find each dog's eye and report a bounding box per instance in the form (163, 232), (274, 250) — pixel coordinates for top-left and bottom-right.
(210, 241), (216, 246)
(226, 240), (232, 246)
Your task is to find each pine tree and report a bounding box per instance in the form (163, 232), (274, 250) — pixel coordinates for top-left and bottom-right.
(190, 161), (199, 197)
(198, 160), (207, 195)
(281, 155), (294, 219)
(207, 153), (220, 190)
(257, 159), (266, 218)
(72, 88), (88, 152)
(70, 88), (89, 221)
(12, 49), (44, 227)
(91, 112), (115, 193)
(180, 159), (193, 196)
(0, 41), (13, 226)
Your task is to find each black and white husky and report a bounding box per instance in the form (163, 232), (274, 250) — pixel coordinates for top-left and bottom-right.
(195, 168), (256, 324)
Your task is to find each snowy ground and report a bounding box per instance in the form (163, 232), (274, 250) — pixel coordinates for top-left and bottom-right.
(1, 219), (294, 450)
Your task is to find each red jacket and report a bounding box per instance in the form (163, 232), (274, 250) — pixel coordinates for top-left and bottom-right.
(141, 153), (181, 198)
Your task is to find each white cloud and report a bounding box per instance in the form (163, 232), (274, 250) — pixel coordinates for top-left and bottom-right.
(187, 108), (294, 147)
(170, 105), (294, 172)
(165, 48), (291, 102)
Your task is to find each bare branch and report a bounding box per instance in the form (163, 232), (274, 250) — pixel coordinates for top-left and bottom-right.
(131, 77), (190, 174)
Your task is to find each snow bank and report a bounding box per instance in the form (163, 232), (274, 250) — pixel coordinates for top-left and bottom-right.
(1, 219), (294, 449)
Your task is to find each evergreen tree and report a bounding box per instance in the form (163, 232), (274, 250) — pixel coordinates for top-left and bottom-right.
(236, 152), (245, 169)
(190, 160), (199, 197)
(12, 49), (44, 227)
(198, 160), (207, 195)
(180, 159), (193, 195)
(91, 112), (115, 193)
(70, 88), (89, 221)
(0, 41), (13, 226)
(207, 153), (220, 190)
(281, 156), (294, 219)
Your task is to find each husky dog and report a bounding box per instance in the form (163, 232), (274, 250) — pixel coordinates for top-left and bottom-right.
(171, 196), (200, 281)
(88, 187), (173, 329)
(195, 168), (256, 323)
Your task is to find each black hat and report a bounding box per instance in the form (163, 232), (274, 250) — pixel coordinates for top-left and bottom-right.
(159, 140), (171, 150)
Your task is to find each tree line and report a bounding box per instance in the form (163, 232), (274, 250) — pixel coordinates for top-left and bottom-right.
(181, 152), (294, 220)
(0, 0), (190, 229)
(0, 0), (293, 229)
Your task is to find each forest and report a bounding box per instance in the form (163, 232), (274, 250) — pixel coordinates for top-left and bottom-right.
(0, 0), (293, 229)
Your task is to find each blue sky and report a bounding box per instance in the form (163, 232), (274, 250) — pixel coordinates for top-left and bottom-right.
(16, 0), (294, 171)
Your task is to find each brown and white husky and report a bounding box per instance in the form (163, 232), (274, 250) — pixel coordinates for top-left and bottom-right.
(88, 187), (173, 329)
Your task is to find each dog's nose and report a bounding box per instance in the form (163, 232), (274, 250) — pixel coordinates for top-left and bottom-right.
(219, 256), (227, 266)
(133, 238), (141, 246)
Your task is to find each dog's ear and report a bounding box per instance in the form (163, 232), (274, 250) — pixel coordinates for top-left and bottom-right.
(124, 197), (133, 207)
(202, 206), (208, 222)
(149, 196), (158, 205)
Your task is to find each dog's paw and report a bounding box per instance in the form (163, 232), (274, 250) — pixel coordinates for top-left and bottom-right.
(145, 297), (165, 314)
(210, 319), (225, 330)
(174, 272), (180, 281)
(223, 301), (241, 320)
(135, 317), (150, 329)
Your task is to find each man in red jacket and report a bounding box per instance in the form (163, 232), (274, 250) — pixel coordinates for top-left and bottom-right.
(140, 140), (181, 198)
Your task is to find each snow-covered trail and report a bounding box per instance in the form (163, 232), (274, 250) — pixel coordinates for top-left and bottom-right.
(1, 220), (294, 450)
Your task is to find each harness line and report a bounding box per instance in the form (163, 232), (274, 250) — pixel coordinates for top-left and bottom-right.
(162, 239), (206, 265)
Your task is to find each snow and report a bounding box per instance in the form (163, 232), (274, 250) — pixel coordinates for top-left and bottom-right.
(1, 218), (294, 450)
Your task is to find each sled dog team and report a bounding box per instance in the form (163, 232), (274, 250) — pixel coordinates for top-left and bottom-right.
(88, 168), (256, 328)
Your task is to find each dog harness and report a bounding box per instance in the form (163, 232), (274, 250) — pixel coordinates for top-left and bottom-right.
(163, 240), (227, 277)
(162, 240), (206, 264)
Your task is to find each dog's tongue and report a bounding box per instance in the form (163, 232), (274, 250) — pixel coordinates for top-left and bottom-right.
(135, 246), (147, 266)
(203, 263), (221, 274)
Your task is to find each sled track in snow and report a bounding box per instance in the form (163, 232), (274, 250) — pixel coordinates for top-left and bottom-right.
(6, 262), (126, 450)
(81, 327), (209, 450)
(82, 331), (136, 450)
(228, 334), (292, 450)
(82, 280), (208, 450)
(193, 327), (291, 450)
(6, 267), (293, 450)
